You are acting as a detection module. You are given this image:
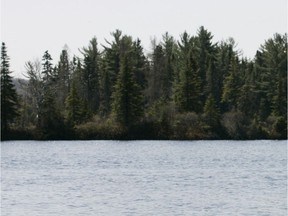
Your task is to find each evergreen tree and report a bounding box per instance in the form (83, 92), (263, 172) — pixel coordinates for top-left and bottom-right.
(39, 91), (65, 139)
(162, 32), (177, 100)
(196, 26), (217, 104)
(221, 56), (241, 110)
(56, 48), (71, 110)
(174, 32), (201, 112)
(81, 37), (100, 113)
(1, 42), (19, 134)
(253, 33), (287, 120)
(253, 51), (269, 120)
(148, 44), (166, 103)
(237, 61), (259, 117)
(100, 31), (122, 114)
(38, 51), (65, 137)
(132, 39), (148, 90)
(215, 38), (236, 112)
(111, 54), (143, 126)
(71, 58), (83, 92)
(101, 31), (147, 115)
(65, 82), (84, 125)
(204, 94), (220, 128)
(9, 29), (287, 140)
(103, 30), (122, 85)
(205, 59), (218, 99)
(99, 59), (112, 115)
(263, 34), (287, 117)
(42, 50), (54, 84)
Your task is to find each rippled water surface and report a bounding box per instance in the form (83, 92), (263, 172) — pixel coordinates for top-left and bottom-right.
(1, 140), (287, 215)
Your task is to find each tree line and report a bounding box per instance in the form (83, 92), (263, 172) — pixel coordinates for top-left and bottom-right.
(1, 27), (287, 140)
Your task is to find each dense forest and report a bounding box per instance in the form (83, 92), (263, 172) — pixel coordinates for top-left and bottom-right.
(1, 27), (287, 140)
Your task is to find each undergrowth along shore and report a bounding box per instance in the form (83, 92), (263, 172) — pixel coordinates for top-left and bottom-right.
(2, 112), (286, 141)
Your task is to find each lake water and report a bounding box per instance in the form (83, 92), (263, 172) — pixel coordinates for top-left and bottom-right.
(1, 140), (287, 216)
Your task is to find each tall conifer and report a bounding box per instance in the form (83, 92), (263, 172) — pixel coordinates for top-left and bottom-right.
(1, 42), (19, 134)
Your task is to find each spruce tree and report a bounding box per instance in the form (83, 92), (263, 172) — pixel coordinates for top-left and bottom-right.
(65, 82), (83, 125)
(38, 51), (65, 138)
(162, 32), (177, 100)
(56, 48), (71, 110)
(204, 94), (220, 128)
(221, 56), (241, 110)
(132, 39), (148, 90)
(1, 42), (19, 134)
(99, 62), (112, 115)
(196, 26), (217, 104)
(111, 54), (143, 126)
(215, 38), (236, 112)
(205, 60), (216, 97)
(264, 34), (287, 117)
(42, 50), (54, 84)
(237, 62), (258, 116)
(149, 44), (166, 103)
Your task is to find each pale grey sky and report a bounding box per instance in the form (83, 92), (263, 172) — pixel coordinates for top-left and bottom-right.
(1, 0), (287, 78)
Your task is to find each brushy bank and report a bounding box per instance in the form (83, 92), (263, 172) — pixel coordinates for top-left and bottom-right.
(2, 113), (286, 141)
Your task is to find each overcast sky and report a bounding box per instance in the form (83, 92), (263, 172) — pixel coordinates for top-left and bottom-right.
(1, 0), (287, 78)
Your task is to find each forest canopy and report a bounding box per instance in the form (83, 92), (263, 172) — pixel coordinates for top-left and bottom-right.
(1, 27), (287, 140)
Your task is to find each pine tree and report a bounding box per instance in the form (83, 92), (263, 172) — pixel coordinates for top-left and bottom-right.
(253, 33), (287, 119)
(266, 34), (287, 117)
(174, 32), (201, 112)
(81, 37), (100, 113)
(111, 54), (143, 126)
(100, 31), (122, 114)
(1, 42), (19, 134)
(102, 30), (122, 85)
